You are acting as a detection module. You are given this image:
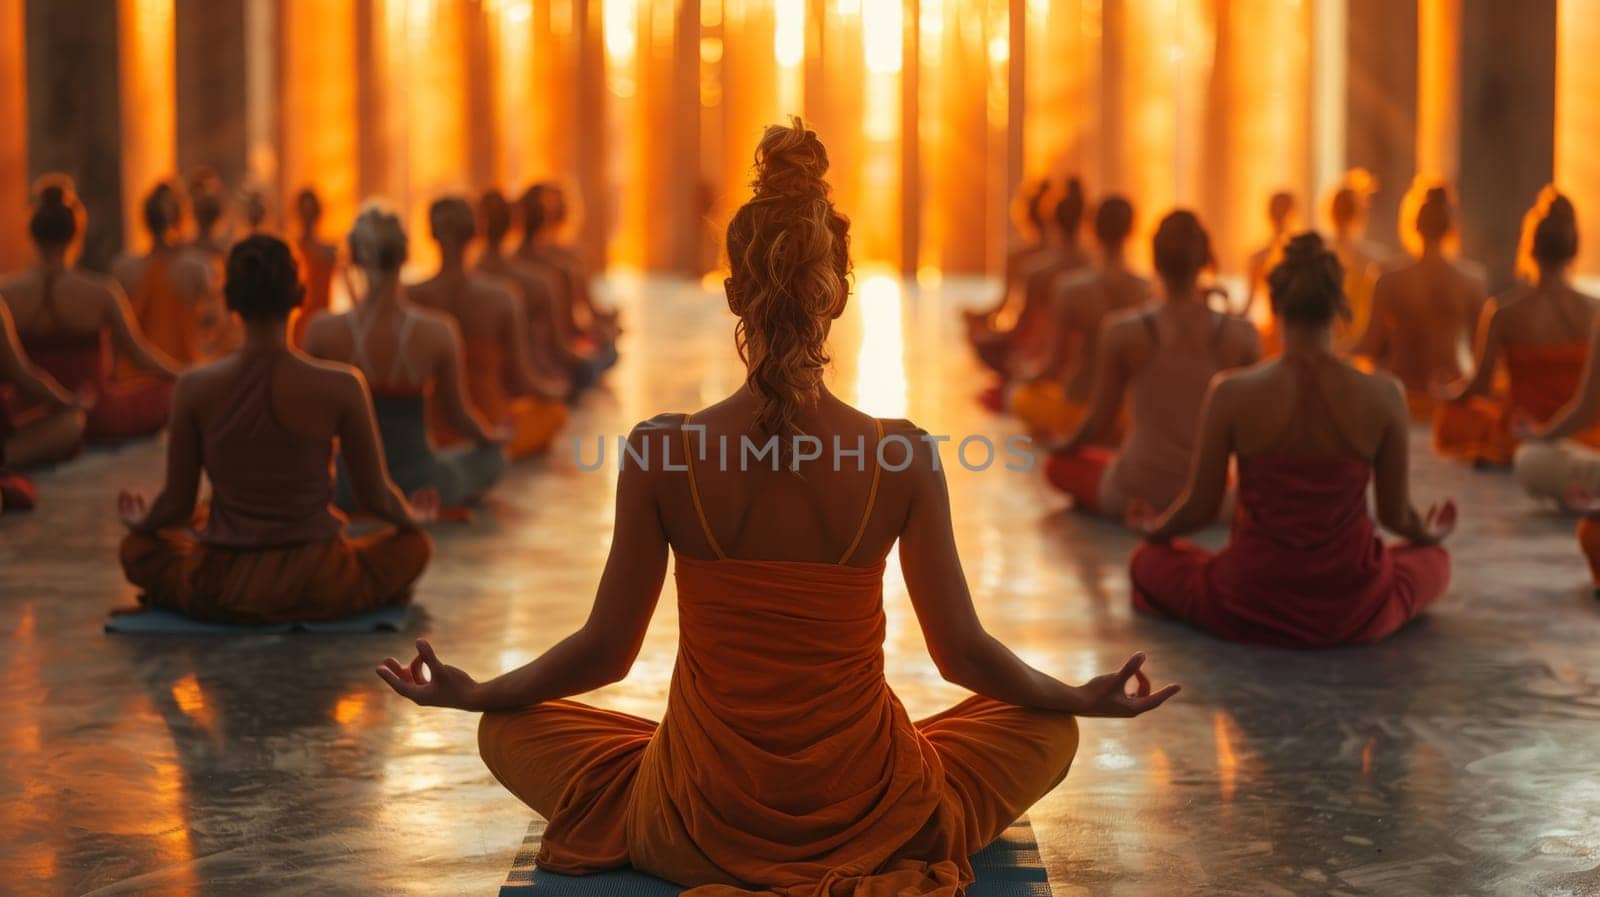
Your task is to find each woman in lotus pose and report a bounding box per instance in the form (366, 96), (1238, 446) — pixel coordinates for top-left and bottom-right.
(410, 197), (567, 457)
(1129, 233), (1454, 647)
(1435, 189), (1598, 465)
(289, 187), (339, 348)
(1045, 211), (1259, 518)
(1352, 183), (1487, 419)
(0, 299), (84, 510)
(376, 120), (1178, 895)
(113, 182), (213, 367)
(1, 176), (179, 443)
(304, 205), (506, 509)
(119, 235), (433, 623)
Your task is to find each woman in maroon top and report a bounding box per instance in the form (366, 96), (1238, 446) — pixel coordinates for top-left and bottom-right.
(119, 235), (435, 623)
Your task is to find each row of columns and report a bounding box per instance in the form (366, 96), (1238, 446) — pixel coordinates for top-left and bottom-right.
(0, 0), (1574, 287)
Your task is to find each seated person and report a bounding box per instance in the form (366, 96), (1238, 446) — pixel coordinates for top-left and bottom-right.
(1128, 233), (1455, 647)
(516, 184), (618, 391)
(289, 187), (339, 348)
(375, 118), (1178, 896)
(118, 235), (433, 624)
(1327, 170), (1389, 352)
(963, 179), (1054, 331)
(531, 182), (621, 339)
(0, 298), (85, 510)
(1239, 190), (1298, 323)
(410, 197), (568, 458)
(1, 176), (179, 443)
(304, 205), (507, 509)
(476, 189), (577, 398)
(112, 182), (214, 367)
(1046, 211), (1260, 518)
(1351, 183), (1487, 420)
(1009, 195), (1151, 439)
(969, 179), (1091, 383)
(1436, 189), (1597, 465)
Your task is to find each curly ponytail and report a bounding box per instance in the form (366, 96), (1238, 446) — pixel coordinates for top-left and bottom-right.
(1518, 185), (1578, 281)
(725, 117), (851, 450)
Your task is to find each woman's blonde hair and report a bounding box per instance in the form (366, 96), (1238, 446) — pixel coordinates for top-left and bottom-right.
(725, 117), (851, 446)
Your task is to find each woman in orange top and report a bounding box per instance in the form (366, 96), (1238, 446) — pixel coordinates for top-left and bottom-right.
(1435, 189), (1598, 465)
(113, 182), (213, 367)
(411, 196), (567, 457)
(289, 188), (339, 348)
(376, 120), (1179, 896)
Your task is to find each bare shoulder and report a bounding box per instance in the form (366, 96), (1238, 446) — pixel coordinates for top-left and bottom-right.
(876, 417), (942, 480)
(472, 275), (521, 314)
(110, 254), (144, 286)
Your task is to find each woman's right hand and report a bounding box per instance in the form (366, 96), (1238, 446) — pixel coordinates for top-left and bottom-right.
(117, 490), (148, 531)
(1412, 500), (1458, 545)
(407, 487), (440, 526)
(376, 639), (483, 711)
(1069, 653), (1181, 718)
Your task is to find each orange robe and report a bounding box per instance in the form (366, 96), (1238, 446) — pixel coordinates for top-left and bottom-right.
(290, 245), (334, 348)
(476, 420), (1080, 897)
(1433, 344), (1599, 464)
(128, 253), (202, 366)
(431, 336), (568, 458)
(1006, 380), (1087, 437)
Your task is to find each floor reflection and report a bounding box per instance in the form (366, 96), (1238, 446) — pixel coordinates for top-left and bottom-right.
(0, 276), (1597, 895)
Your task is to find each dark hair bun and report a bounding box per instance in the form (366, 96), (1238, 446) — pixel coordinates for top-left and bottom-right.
(1416, 186), (1454, 240)
(1094, 195), (1134, 246)
(752, 117), (830, 202)
(1534, 193), (1578, 265)
(1152, 210), (1214, 283)
(29, 174), (80, 247)
(1055, 177), (1086, 232)
(225, 234), (303, 322)
(1267, 231), (1346, 327)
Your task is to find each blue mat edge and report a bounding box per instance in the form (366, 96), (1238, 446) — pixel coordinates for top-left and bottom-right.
(500, 817), (1047, 896)
(103, 604), (412, 635)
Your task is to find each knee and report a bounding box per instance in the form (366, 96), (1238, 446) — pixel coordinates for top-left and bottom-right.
(398, 528), (434, 573)
(1513, 441), (1566, 496)
(477, 711), (512, 776)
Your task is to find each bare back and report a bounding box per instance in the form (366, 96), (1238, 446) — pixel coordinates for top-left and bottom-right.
(304, 302), (455, 391)
(645, 392), (924, 567)
(0, 268), (121, 335)
(1060, 267), (1154, 398)
(1487, 282), (1598, 348)
(180, 350), (354, 443)
(408, 274), (519, 345)
(1367, 257), (1487, 390)
(1226, 357), (1400, 461)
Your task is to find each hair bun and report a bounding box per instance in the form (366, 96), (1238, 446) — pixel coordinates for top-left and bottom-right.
(752, 117), (830, 202)
(38, 185), (66, 208)
(1546, 194), (1576, 225)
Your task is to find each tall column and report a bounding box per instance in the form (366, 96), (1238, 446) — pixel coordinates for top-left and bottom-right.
(1456, 0), (1555, 291)
(116, 0), (176, 256)
(1557, 0), (1600, 278)
(1343, 0), (1416, 252)
(26, 0), (127, 270)
(279, 0), (360, 237)
(0, 0), (28, 272)
(175, 0), (249, 188)
(574, 0), (610, 270)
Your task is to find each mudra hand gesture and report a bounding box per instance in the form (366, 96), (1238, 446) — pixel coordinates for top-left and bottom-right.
(377, 638), (483, 711)
(1071, 653), (1181, 718)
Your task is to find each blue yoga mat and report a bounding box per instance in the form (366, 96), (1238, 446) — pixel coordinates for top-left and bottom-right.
(104, 604), (412, 635)
(500, 817), (1049, 897)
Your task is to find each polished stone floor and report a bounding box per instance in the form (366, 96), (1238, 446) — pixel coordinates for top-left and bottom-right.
(2, 274), (1598, 897)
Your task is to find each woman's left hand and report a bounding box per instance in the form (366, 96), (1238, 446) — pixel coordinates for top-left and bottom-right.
(377, 639), (483, 711)
(1124, 499), (1164, 541)
(117, 490), (148, 531)
(1070, 653), (1182, 718)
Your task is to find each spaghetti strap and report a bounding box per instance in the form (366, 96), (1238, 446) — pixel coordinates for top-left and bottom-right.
(346, 313), (374, 376)
(837, 418), (886, 565)
(680, 413), (728, 560)
(22, 269), (63, 333)
(389, 311), (420, 386)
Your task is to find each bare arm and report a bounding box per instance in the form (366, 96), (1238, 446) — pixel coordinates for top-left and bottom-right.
(1371, 377), (1440, 544)
(336, 370), (425, 528)
(430, 319), (496, 443)
(899, 437), (1178, 717)
(102, 280), (182, 379)
(1444, 301), (1502, 401)
(0, 302), (75, 409)
(1142, 377), (1235, 540)
(380, 422), (671, 711)
(1054, 319), (1130, 454)
(1537, 316), (1600, 440)
(125, 376), (203, 533)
